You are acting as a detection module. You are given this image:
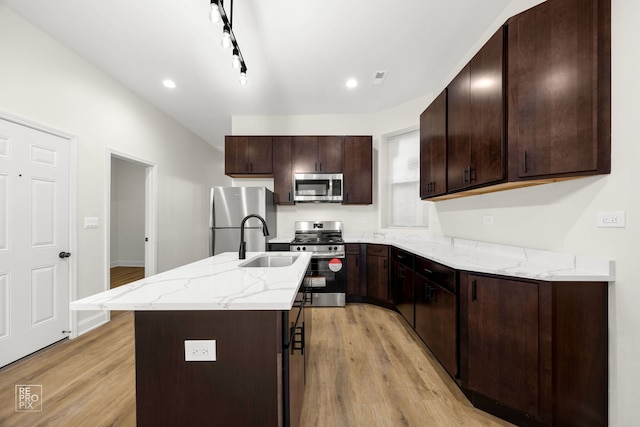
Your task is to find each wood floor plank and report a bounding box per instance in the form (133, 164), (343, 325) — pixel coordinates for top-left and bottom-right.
(300, 304), (514, 427)
(0, 302), (513, 426)
(0, 312), (136, 426)
(110, 267), (144, 319)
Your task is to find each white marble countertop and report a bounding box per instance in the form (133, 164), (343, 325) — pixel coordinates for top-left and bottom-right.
(70, 252), (312, 311)
(344, 233), (614, 282)
(271, 233), (614, 282)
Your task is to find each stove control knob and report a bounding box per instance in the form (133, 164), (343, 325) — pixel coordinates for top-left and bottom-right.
(302, 247), (306, 251)
(296, 247), (301, 251)
(334, 246), (338, 250)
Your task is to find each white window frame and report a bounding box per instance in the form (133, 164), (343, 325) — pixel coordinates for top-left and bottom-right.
(386, 129), (428, 228)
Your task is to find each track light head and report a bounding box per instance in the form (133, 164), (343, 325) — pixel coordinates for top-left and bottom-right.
(239, 64), (247, 86)
(221, 25), (231, 49)
(209, 1), (221, 24)
(232, 49), (241, 69)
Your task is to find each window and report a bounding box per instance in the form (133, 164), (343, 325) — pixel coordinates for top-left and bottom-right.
(387, 130), (428, 227)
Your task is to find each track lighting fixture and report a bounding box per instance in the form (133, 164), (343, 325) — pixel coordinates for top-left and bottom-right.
(232, 48), (241, 69)
(239, 65), (247, 86)
(221, 25), (231, 49)
(210, 0), (248, 85)
(209, 0), (221, 24)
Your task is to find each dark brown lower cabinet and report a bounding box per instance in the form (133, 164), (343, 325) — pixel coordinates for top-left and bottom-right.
(346, 243), (364, 299)
(394, 264), (415, 327)
(460, 273), (608, 427)
(414, 257), (458, 379)
(391, 247), (415, 327)
(134, 306), (306, 427)
(366, 244), (390, 303)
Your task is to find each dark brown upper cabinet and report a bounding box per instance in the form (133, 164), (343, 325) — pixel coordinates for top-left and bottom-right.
(447, 28), (505, 193)
(272, 136), (294, 205)
(507, 0), (611, 180)
(420, 89), (447, 199)
(342, 136), (372, 205)
(225, 136), (273, 177)
(292, 136), (342, 173)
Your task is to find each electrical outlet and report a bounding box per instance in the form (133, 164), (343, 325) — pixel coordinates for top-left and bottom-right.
(596, 211), (626, 228)
(483, 215), (494, 225)
(184, 340), (216, 361)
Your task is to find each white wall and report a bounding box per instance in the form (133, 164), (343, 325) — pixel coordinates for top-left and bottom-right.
(110, 157), (145, 267)
(233, 2), (640, 425)
(0, 6), (231, 327)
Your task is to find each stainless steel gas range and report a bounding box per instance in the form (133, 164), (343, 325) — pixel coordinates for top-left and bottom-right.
(290, 221), (346, 307)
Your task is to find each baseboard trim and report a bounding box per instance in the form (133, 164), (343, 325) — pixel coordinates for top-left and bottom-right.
(110, 261), (145, 268)
(74, 311), (109, 337)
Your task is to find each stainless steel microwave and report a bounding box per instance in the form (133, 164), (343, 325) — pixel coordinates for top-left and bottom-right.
(293, 173), (343, 202)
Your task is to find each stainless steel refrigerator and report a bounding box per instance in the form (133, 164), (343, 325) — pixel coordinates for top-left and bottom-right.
(209, 187), (277, 256)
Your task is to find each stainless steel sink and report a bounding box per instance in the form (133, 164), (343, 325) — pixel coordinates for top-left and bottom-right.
(239, 255), (298, 268)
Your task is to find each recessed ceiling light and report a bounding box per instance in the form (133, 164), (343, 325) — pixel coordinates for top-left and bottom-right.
(162, 79), (176, 89)
(346, 78), (358, 89)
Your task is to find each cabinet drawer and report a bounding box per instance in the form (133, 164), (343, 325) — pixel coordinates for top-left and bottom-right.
(392, 247), (414, 269)
(346, 243), (360, 255)
(366, 244), (388, 257)
(415, 256), (457, 293)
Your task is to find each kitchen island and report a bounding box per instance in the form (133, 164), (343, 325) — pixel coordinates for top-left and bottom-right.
(71, 251), (313, 427)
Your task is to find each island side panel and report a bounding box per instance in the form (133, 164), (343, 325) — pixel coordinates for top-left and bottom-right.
(135, 310), (281, 427)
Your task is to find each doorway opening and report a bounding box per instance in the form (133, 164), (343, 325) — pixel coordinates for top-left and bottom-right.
(107, 151), (156, 319)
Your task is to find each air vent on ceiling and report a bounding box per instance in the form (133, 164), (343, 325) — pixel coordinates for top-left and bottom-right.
(372, 70), (387, 85)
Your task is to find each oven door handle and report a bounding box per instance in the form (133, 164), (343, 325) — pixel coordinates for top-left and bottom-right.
(309, 253), (345, 259)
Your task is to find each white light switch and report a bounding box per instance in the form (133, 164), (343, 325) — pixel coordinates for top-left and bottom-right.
(84, 217), (100, 229)
(184, 340), (217, 361)
(596, 211), (626, 228)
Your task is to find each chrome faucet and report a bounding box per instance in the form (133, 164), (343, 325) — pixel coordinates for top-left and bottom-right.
(239, 214), (270, 259)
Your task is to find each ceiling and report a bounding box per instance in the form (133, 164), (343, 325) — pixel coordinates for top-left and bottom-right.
(1, 0), (530, 149)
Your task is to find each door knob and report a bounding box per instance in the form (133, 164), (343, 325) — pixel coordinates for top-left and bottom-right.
(59, 252), (71, 259)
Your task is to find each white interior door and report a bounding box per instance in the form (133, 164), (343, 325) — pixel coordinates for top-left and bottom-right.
(0, 118), (70, 368)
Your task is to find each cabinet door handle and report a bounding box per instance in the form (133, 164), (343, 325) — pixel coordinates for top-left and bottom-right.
(471, 279), (477, 302)
(429, 285), (437, 302)
(424, 283), (431, 303)
(288, 192), (291, 202)
(469, 167), (475, 182)
(423, 268), (433, 275)
(523, 150), (528, 173)
(319, 162), (322, 171)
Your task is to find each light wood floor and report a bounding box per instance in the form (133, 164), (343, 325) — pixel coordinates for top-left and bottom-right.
(0, 304), (513, 427)
(300, 304), (512, 427)
(110, 267), (144, 319)
(110, 267), (145, 289)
